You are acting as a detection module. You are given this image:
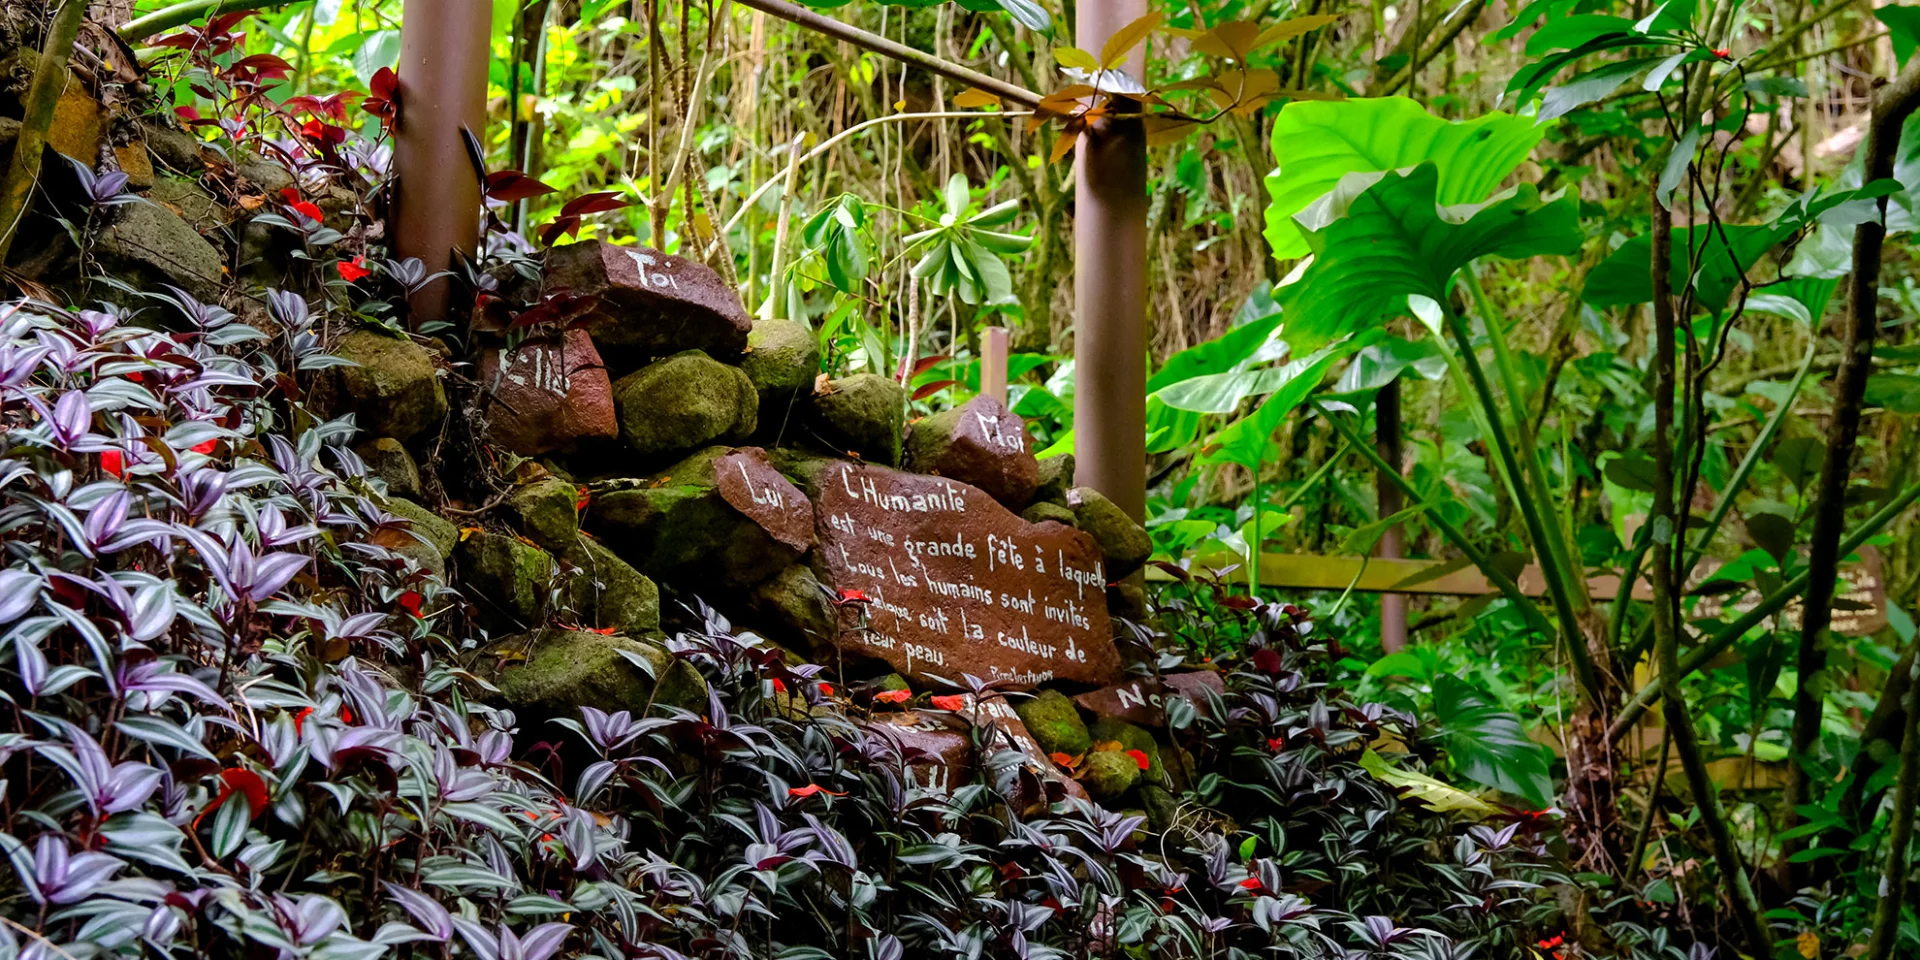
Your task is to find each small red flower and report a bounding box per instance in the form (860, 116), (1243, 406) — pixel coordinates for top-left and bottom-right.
(397, 590), (423, 617)
(831, 588), (873, 607)
(1049, 751), (1076, 768)
(299, 118), (346, 145)
(787, 783), (846, 798)
(336, 257), (371, 282)
(929, 694), (968, 712)
(574, 486), (591, 511)
(771, 679), (787, 694)
(1537, 933), (1565, 949)
(189, 439), (217, 455)
(292, 706), (315, 735)
(1266, 736), (1286, 753)
(290, 200), (323, 223)
(1125, 749), (1150, 771)
(1237, 877), (1262, 890)
(817, 682), (835, 697)
(1713, 47), (1731, 58)
(873, 689), (910, 704)
(100, 450), (125, 478)
(339, 706), (354, 725)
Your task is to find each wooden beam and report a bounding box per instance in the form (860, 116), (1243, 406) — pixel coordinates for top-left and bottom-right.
(1151, 552), (1652, 601)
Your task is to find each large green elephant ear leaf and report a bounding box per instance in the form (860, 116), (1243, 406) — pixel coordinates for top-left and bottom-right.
(1582, 223), (1793, 314)
(1262, 97), (1547, 262)
(1279, 163), (1583, 351)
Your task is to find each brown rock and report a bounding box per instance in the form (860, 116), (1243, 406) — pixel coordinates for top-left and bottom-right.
(477, 328), (618, 455)
(1073, 671), (1224, 729)
(904, 394), (1038, 508)
(543, 241), (751, 359)
(716, 447), (814, 551)
(806, 461), (1119, 687)
(355, 437), (421, 500)
(114, 141), (154, 190)
(48, 89), (102, 163)
(864, 710), (974, 795)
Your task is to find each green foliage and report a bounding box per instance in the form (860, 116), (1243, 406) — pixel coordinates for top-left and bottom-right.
(1262, 97), (1545, 262)
(1431, 675), (1556, 808)
(1281, 163), (1583, 350)
(904, 174), (1032, 305)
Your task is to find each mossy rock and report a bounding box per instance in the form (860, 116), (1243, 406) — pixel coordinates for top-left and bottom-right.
(456, 531), (555, 631)
(1021, 501), (1078, 527)
(1015, 689), (1091, 758)
(1033, 454), (1075, 505)
(1090, 717), (1164, 782)
(562, 536), (660, 634)
(509, 476), (581, 551)
(808, 374), (905, 466)
(587, 446), (797, 588)
(149, 176), (228, 235)
(1079, 749), (1141, 801)
(93, 198), (224, 304)
(1067, 486), (1152, 579)
(373, 497), (455, 577)
(741, 318), (819, 436)
(749, 563), (837, 651)
(355, 438), (421, 501)
(332, 329), (448, 442)
(479, 629), (706, 716)
(612, 350), (757, 459)
(1139, 784), (1179, 831)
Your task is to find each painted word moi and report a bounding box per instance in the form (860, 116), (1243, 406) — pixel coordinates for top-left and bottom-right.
(814, 462), (1120, 686)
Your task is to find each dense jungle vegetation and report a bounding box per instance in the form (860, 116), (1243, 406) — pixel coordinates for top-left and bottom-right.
(1, 0), (1919, 957)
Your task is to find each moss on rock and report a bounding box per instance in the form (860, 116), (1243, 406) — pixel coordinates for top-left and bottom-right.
(1020, 501), (1078, 527)
(612, 350), (757, 458)
(741, 318), (819, 436)
(749, 563), (837, 651)
(1090, 717), (1164, 782)
(586, 447), (797, 587)
(480, 629), (705, 716)
(1032, 454), (1075, 506)
(1067, 486), (1152, 579)
(1079, 749), (1141, 801)
(562, 536), (660, 634)
(356, 438), (421, 501)
(456, 531), (554, 630)
(509, 476), (581, 551)
(1015, 689), (1091, 758)
(332, 330), (448, 442)
(808, 374), (905, 465)
(373, 497), (455, 577)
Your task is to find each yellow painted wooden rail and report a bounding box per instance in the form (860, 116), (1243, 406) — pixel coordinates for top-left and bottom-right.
(1148, 552), (1653, 601)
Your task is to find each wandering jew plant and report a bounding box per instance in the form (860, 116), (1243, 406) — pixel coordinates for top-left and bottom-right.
(0, 285), (1554, 957)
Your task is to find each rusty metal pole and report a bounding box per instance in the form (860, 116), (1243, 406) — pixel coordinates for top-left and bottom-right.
(1072, 0), (1149, 521)
(1376, 377), (1407, 651)
(392, 0), (491, 325)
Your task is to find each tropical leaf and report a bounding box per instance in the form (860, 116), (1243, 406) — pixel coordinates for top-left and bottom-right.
(1432, 675), (1555, 807)
(1279, 163), (1582, 351)
(1263, 97), (1545, 261)
(1358, 749), (1497, 817)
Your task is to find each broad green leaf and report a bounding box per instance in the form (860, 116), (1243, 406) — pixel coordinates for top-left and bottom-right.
(1866, 373), (1920, 413)
(1280, 163), (1582, 351)
(1262, 98), (1544, 261)
(1156, 361), (1313, 414)
(1332, 336), (1446, 393)
(352, 30), (402, 87)
(1582, 222), (1792, 315)
(1656, 124), (1700, 209)
(1877, 5), (1920, 69)
(1147, 311), (1285, 393)
(1199, 337), (1363, 469)
(1358, 749), (1497, 817)
(1538, 57), (1661, 122)
(1433, 676), (1554, 807)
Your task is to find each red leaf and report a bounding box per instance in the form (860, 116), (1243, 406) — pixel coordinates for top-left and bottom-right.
(538, 215), (582, 246)
(397, 590), (423, 617)
(220, 767), (270, 819)
(771, 679), (787, 694)
(483, 170), (558, 203)
(912, 354), (951, 376)
(336, 257), (371, 282)
(817, 682), (836, 697)
(369, 66), (399, 99)
(100, 450), (125, 478)
(787, 783), (847, 798)
(929, 694), (968, 712)
(189, 439), (217, 455)
(289, 200), (323, 223)
(830, 588), (873, 607)
(1125, 749), (1150, 771)
(1265, 736), (1285, 753)
(1237, 876), (1261, 890)
(560, 190), (632, 217)
(873, 689), (911, 704)
(911, 380), (957, 401)
(1250, 648), (1284, 675)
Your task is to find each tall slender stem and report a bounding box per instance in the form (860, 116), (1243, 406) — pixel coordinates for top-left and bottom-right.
(1864, 655), (1919, 960)
(0, 0), (87, 264)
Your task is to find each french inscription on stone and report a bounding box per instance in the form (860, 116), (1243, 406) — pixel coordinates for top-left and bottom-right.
(1074, 670), (1225, 728)
(815, 462), (1119, 686)
(716, 447), (814, 551)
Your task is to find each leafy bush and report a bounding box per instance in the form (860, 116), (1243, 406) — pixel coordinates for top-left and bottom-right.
(0, 291), (1557, 956)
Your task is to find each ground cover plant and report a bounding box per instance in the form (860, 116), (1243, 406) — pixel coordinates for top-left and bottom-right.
(0, 0), (1918, 956)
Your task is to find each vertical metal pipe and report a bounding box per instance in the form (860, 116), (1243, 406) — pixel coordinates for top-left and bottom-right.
(1072, 0), (1149, 521)
(981, 326), (1010, 405)
(1376, 377), (1407, 651)
(392, 0), (492, 325)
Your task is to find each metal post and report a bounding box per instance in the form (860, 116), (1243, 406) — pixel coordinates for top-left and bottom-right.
(392, 0), (491, 325)
(1376, 377), (1407, 651)
(1072, 0), (1149, 521)
(980, 326), (1010, 405)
